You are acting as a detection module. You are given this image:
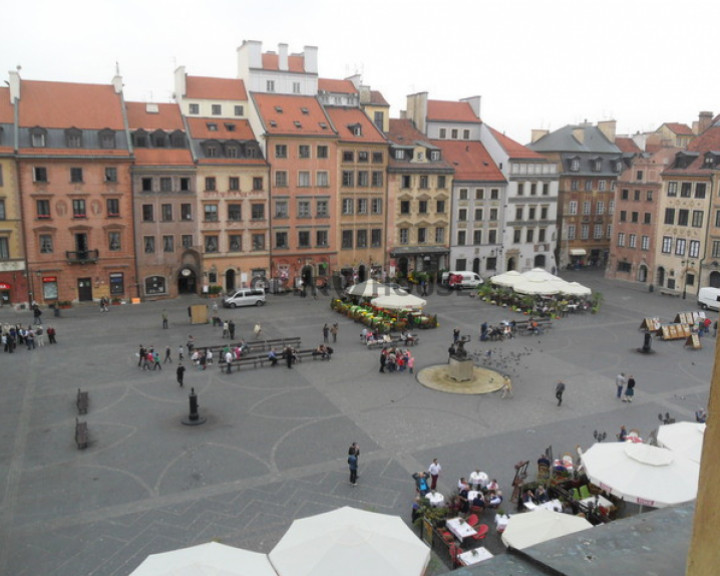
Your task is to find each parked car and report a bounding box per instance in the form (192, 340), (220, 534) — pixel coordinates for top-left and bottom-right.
(223, 288), (266, 308)
(441, 271), (483, 289)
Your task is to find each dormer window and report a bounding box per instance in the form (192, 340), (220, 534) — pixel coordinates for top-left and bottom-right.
(205, 144), (218, 158)
(224, 123), (236, 132)
(592, 158), (602, 172)
(416, 152), (424, 161)
(169, 130), (186, 148)
(349, 124), (362, 136)
(274, 106), (283, 113)
(430, 150), (441, 161)
(294, 121), (302, 128)
(569, 157), (580, 172)
(151, 130), (167, 148)
(703, 152), (719, 169)
(31, 127), (47, 148)
(206, 123), (218, 132)
(225, 145), (239, 158)
(270, 120), (277, 128)
(133, 130), (148, 148)
(65, 128), (82, 148)
(99, 129), (116, 149)
(396, 150), (405, 160)
(319, 122), (328, 130)
(614, 160), (623, 172)
(301, 107), (309, 115)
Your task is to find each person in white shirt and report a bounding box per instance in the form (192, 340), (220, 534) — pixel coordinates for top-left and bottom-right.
(428, 458), (441, 491)
(469, 469), (486, 490)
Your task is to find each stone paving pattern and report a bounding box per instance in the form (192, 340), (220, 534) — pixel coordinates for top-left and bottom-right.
(0, 269), (712, 575)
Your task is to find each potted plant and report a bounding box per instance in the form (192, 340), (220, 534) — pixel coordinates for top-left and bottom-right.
(57, 300), (72, 309)
(111, 296), (123, 305)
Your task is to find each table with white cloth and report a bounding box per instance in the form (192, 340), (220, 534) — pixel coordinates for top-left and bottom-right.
(426, 491), (445, 507)
(579, 494), (613, 509)
(467, 490), (482, 503)
(468, 471), (489, 490)
(458, 547), (494, 566)
(534, 499), (562, 512)
(446, 517), (477, 540)
(494, 513), (511, 533)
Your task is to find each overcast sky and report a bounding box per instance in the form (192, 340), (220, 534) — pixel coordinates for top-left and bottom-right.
(4, 0), (718, 143)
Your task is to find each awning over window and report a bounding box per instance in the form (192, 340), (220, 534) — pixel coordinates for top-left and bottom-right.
(570, 249), (587, 256)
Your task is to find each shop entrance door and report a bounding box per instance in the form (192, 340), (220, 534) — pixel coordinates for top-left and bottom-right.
(77, 277), (93, 301)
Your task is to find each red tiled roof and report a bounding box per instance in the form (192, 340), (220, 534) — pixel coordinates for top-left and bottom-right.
(663, 122), (693, 136)
(387, 118), (428, 145)
(19, 80), (125, 129)
(185, 76), (247, 100)
(614, 136), (642, 154)
(318, 78), (357, 94)
(689, 124), (720, 154)
(197, 157), (267, 166)
(133, 148), (194, 166)
(126, 102), (185, 130)
(368, 90), (389, 107)
(185, 118), (256, 140)
(432, 140), (505, 182)
(324, 107), (385, 143)
(427, 100), (480, 123)
(252, 93), (335, 137)
(488, 126), (543, 159)
(261, 53), (306, 73)
(0, 87), (13, 123)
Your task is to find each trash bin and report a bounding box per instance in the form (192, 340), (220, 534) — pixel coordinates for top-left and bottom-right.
(649, 284), (654, 293)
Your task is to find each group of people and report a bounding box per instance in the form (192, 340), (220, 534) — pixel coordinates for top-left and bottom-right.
(2, 323), (57, 351)
(615, 372), (636, 402)
(138, 345), (164, 370)
(378, 346), (415, 373)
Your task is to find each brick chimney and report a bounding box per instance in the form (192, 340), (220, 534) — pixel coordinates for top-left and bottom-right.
(697, 111), (713, 134)
(8, 69), (20, 101)
(531, 129), (548, 143)
(597, 120), (616, 142)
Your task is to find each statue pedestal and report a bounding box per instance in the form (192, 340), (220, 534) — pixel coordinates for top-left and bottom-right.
(448, 357), (474, 382)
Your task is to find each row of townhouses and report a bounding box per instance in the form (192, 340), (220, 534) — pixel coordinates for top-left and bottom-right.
(0, 40), (716, 306)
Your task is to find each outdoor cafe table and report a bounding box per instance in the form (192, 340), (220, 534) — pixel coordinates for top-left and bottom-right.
(426, 491), (445, 507)
(458, 547), (494, 566)
(446, 517), (477, 540)
(580, 494), (613, 509)
(524, 499), (563, 512)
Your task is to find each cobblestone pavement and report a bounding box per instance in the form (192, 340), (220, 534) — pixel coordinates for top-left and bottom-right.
(0, 270), (712, 575)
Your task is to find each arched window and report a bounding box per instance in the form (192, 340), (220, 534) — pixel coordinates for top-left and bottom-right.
(145, 275), (167, 295)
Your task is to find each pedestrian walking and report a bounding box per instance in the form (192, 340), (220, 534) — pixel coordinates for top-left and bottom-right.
(225, 350), (233, 374)
(162, 310), (168, 329)
(138, 345), (146, 368)
(616, 373), (626, 399)
(500, 375), (513, 399)
(379, 349), (387, 373)
(623, 375), (636, 402)
(47, 325), (56, 344)
(176, 363), (185, 387)
(228, 320), (236, 340)
(254, 323), (263, 339)
(428, 458), (441, 490)
(323, 323), (330, 343)
(222, 321), (229, 339)
(555, 381), (566, 406)
(178, 344), (184, 361)
(331, 323), (338, 343)
(33, 304), (42, 325)
(348, 451), (358, 486)
(407, 354), (415, 374)
(152, 350), (162, 370)
(164, 345), (172, 364)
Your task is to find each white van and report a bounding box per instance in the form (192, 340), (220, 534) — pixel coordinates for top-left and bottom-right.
(698, 287), (720, 311)
(223, 288), (266, 308)
(441, 271), (484, 289)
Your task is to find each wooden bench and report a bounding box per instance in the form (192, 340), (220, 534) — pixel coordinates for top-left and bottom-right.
(516, 320), (553, 336)
(75, 418), (88, 449)
(202, 337), (302, 358)
(76, 388), (89, 415)
(364, 334), (419, 349)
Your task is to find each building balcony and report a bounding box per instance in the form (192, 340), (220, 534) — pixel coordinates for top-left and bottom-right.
(66, 250), (99, 264)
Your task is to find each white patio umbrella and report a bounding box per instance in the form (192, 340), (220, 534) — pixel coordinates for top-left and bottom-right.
(556, 281), (592, 296)
(580, 442), (700, 508)
(521, 267), (564, 282)
(371, 293), (427, 310)
(501, 509), (593, 550)
(130, 542), (277, 576)
(269, 506), (430, 576)
(512, 276), (561, 296)
(657, 421), (706, 464)
(345, 279), (400, 298)
(490, 270), (523, 288)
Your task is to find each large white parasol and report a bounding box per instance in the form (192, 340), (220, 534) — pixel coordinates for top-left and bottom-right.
(656, 421), (706, 464)
(130, 542), (277, 576)
(501, 509), (593, 550)
(345, 279), (401, 298)
(269, 506), (430, 576)
(371, 293), (427, 310)
(490, 270), (524, 288)
(580, 442), (699, 508)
